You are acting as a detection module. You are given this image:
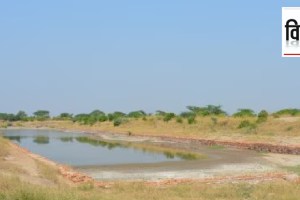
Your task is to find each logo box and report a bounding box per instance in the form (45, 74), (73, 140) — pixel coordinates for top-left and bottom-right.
(282, 7), (300, 57)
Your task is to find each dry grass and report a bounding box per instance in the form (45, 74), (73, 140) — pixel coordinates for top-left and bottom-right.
(1, 174), (300, 200)
(35, 160), (60, 184)
(0, 137), (9, 157)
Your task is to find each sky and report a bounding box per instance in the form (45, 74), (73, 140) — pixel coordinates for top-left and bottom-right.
(0, 1), (300, 115)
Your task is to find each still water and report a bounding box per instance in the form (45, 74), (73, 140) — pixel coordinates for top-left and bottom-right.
(1, 129), (196, 167)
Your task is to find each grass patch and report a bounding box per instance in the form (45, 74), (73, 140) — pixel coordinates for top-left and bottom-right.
(0, 137), (9, 157)
(208, 144), (225, 150)
(36, 161), (59, 183)
(283, 165), (300, 175)
(1, 175), (300, 200)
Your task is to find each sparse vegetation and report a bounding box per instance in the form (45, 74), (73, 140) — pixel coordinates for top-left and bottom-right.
(275, 108), (300, 116)
(257, 110), (268, 123)
(238, 120), (257, 131)
(1, 174), (300, 200)
(233, 109), (256, 117)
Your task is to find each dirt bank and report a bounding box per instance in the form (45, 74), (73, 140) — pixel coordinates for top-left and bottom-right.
(83, 130), (300, 155)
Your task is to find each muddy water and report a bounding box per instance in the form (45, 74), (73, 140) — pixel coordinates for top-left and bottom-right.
(1, 129), (276, 181)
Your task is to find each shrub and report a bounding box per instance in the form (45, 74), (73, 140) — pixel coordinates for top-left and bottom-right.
(108, 112), (126, 121)
(188, 116), (196, 124)
(176, 117), (183, 123)
(211, 117), (218, 126)
(113, 118), (128, 126)
(127, 110), (146, 118)
(113, 118), (122, 126)
(257, 110), (268, 123)
(33, 110), (50, 121)
(163, 113), (176, 122)
(186, 105), (227, 116)
(275, 108), (300, 116)
(180, 111), (196, 118)
(233, 109), (256, 117)
(238, 120), (252, 129)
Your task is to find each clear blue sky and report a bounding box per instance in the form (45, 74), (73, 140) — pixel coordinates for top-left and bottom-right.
(0, 1), (300, 115)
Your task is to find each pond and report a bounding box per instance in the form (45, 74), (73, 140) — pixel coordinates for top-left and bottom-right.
(1, 129), (201, 167)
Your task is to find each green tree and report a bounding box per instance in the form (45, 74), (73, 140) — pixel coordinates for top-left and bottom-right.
(57, 113), (73, 120)
(127, 110), (147, 118)
(89, 110), (107, 122)
(275, 108), (300, 116)
(33, 110), (50, 120)
(180, 111), (196, 118)
(15, 111), (28, 121)
(233, 109), (256, 117)
(186, 105), (227, 116)
(155, 110), (167, 116)
(108, 112), (126, 121)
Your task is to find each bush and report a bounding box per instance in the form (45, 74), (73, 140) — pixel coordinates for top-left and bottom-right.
(275, 108), (300, 116)
(238, 120), (254, 129)
(127, 110), (146, 118)
(180, 111), (196, 118)
(113, 118), (127, 126)
(163, 113), (176, 122)
(188, 116), (196, 124)
(176, 117), (183, 123)
(257, 110), (268, 123)
(113, 119), (122, 126)
(186, 105), (227, 116)
(233, 109), (256, 117)
(108, 112), (126, 121)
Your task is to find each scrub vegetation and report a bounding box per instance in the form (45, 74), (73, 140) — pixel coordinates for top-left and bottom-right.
(1, 106), (300, 143)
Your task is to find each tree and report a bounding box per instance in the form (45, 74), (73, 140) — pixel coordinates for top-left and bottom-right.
(233, 109), (256, 117)
(186, 105), (227, 116)
(73, 114), (89, 124)
(89, 110), (107, 122)
(155, 110), (167, 116)
(89, 110), (105, 116)
(15, 111), (28, 121)
(0, 113), (17, 121)
(108, 112), (126, 121)
(275, 108), (300, 116)
(127, 110), (147, 118)
(57, 113), (73, 120)
(33, 110), (50, 120)
(180, 111), (196, 118)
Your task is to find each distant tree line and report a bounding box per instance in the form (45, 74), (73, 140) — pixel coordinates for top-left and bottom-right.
(1, 106), (300, 127)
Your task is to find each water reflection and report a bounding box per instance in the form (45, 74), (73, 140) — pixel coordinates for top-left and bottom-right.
(76, 137), (124, 150)
(3, 135), (22, 143)
(75, 137), (201, 160)
(33, 136), (49, 144)
(60, 137), (74, 143)
(2, 130), (203, 166)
